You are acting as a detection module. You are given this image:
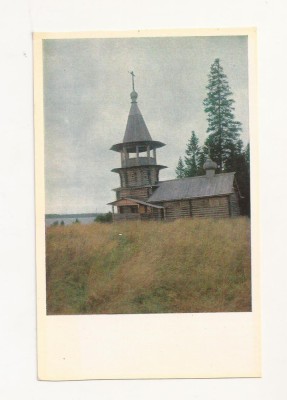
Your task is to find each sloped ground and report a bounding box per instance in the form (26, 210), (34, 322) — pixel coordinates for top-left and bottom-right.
(46, 217), (251, 314)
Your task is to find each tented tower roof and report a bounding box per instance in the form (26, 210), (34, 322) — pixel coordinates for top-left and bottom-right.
(123, 90), (152, 143)
(110, 86), (165, 153)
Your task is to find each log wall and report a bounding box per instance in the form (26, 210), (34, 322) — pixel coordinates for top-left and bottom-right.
(113, 210), (162, 222)
(229, 192), (240, 217)
(160, 196), (230, 220)
(113, 213), (140, 222)
(163, 200), (191, 220)
(119, 167), (159, 188)
(119, 205), (138, 214)
(191, 196), (229, 218)
(118, 186), (151, 201)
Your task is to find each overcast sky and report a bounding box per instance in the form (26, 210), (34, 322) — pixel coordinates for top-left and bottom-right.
(43, 35), (249, 214)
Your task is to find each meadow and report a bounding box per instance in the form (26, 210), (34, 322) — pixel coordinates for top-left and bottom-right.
(46, 217), (251, 314)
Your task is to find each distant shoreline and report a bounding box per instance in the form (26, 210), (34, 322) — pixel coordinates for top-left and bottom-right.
(45, 213), (101, 219)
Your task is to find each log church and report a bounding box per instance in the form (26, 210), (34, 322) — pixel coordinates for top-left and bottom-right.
(108, 74), (240, 221)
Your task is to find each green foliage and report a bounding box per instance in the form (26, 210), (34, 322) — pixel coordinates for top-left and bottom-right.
(175, 156), (185, 178)
(73, 218), (80, 224)
(202, 59), (250, 215)
(197, 147), (208, 175)
(175, 131), (203, 178)
(175, 59), (250, 215)
(94, 211), (113, 223)
(203, 58), (242, 171)
(51, 221), (59, 226)
(60, 220), (65, 226)
(236, 144), (250, 216)
(184, 131), (201, 177)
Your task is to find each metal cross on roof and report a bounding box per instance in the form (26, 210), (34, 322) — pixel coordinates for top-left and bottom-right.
(129, 71), (135, 91)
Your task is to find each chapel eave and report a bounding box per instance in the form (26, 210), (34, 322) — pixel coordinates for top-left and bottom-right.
(110, 140), (166, 153)
(111, 165), (167, 173)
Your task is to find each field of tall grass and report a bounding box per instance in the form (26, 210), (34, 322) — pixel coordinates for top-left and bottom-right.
(46, 217), (251, 314)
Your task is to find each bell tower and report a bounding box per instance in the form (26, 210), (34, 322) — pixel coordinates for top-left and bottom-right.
(110, 72), (167, 201)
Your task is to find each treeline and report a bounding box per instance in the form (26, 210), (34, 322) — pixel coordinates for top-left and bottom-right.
(46, 213), (99, 219)
(49, 212), (113, 227)
(175, 58), (250, 216)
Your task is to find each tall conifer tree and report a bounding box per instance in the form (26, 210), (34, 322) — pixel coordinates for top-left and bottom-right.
(175, 157), (185, 178)
(203, 58), (242, 171)
(184, 131), (201, 177)
(236, 143), (250, 216)
(197, 148), (207, 175)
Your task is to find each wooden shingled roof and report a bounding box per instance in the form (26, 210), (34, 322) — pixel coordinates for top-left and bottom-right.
(110, 89), (165, 153)
(148, 172), (236, 203)
(123, 101), (152, 143)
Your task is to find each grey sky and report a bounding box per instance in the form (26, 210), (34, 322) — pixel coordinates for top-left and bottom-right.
(43, 35), (249, 214)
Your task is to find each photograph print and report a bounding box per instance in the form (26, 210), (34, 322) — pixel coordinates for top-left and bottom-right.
(42, 31), (253, 315)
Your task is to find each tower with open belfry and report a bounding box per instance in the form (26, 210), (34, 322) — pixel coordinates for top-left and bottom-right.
(109, 73), (167, 220)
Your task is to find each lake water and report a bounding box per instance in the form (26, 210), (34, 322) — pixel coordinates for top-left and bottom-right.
(45, 216), (96, 227)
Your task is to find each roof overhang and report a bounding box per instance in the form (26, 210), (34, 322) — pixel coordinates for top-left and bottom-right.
(108, 197), (164, 209)
(149, 193), (234, 203)
(110, 140), (166, 153)
(112, 184), (159, 191)
(111, 165), (167, 173)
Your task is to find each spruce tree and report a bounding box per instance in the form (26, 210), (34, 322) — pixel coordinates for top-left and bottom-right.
(245, 143), (250, 165)
(184, 131), (201, 177)
(236, 143), (250, 216)
(175, 157), (185, 178)
(203, 58), (242, 171)
(197, 145), (210, 175)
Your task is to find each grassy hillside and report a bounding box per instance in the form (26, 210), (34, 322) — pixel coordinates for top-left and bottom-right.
(46, 217), (251, 314)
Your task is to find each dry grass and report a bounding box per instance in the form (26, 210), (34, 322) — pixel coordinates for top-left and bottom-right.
(46, 217), (251, 314)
